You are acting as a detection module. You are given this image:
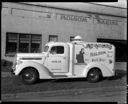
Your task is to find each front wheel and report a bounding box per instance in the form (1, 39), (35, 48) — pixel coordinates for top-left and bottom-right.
(87, 69), (102, 83)
(21, 68), (39, 84)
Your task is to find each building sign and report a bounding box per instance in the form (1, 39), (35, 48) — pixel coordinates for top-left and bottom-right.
(11, 8), (119, 25)
(55, 13), (118, 25)
(56, 13), (88, 22)
(93, 14), (118, 25)
(96, 18), (118, 25)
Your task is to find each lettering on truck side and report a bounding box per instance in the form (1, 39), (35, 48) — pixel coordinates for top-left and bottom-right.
(90, 51), (106, 57)
(84, 43), (112, 50)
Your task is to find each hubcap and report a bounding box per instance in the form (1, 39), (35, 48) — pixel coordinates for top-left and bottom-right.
(89, 73), (98, 80)
(24, 72), (34, 80)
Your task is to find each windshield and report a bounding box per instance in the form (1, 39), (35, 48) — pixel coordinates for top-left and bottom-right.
(44, 46), (49, 52)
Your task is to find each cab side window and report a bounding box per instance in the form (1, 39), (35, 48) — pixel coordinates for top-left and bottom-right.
(50, 46), (64, 54)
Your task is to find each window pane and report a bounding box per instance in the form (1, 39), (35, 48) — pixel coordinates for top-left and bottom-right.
(6, 33), (42, 54)
(6, 33), (17, 55)
(50, 47), (56, 54)
(70, 36), (75, 41)
(49, 35), (58, 42)
(20, 34), (29, 43)
(50, 46), (64, 54)
(19, 34), (29, 53)
(6, 42), (17, 54)
(57, 46), (64, 54)
(7, 33), (17, 39)
(31, 43), (40, 53)
(32, 35), (41, 43)
(31, 35), (41, 53)
(19, 43), (29, 53)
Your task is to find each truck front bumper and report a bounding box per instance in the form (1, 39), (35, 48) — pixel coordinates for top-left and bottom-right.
(11, 70), (16, 76)
(10, 67), (16, 76)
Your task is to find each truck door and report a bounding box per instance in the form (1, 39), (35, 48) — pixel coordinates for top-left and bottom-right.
(44, 44), (69, 73)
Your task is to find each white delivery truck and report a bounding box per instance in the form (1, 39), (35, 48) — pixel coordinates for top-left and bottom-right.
(11, 36), (115, 84)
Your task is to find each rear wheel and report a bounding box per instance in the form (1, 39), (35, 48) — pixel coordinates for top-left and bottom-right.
(87, 68), (102, 83)
(21, 68), (39, 84)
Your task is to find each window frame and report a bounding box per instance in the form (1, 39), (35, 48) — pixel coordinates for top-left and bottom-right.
(48, 35), (58, 42)
(70, 36), (75, 41)
(5, 32), (42, 56)
(50, 46), (64, 55)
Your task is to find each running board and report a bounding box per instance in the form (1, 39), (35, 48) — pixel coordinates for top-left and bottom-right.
(53, 75), (68, 78)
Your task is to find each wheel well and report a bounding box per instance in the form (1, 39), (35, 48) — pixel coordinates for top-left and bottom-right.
(19, 67), (39, 77)
(87, 67), (103, 77)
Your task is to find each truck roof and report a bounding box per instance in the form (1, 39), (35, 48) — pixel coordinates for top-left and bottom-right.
(45, 41), (69, 46)
(45, 41), (114, 47)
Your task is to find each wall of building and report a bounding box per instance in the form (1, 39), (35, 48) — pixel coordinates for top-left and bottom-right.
(1, 2), (127, 61)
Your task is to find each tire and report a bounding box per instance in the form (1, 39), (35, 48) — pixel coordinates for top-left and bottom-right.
(87, 68), (102, 83)
(21, 68), (39, 84)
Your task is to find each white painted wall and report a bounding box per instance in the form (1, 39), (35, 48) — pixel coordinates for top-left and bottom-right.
(1, 2), (127, 61)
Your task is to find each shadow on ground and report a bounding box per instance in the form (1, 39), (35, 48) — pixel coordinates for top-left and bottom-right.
(110, 69), (127, 80)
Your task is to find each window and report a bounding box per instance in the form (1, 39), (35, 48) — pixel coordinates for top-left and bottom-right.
(70, 36), (75, 41)
(31, 35), (41, 53)
(50, 46), (64, 54)
(49, 35), (58, 42)
(6, 32), (42, 56)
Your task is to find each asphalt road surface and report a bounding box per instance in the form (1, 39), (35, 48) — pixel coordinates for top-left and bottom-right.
(3, 85), (126, 103)
(2, 62), (127, 103)
(2, 73), (127, 103)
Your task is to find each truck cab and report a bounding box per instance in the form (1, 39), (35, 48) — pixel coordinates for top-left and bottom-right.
(11, 36), (115, 84)
(44, 42), (70, 73)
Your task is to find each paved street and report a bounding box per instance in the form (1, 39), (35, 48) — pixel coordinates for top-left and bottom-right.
(1, 62), (127, 103)
(2, 85), (126, 103)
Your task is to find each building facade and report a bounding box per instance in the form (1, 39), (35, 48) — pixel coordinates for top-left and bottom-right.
(1, 2), (127, 62)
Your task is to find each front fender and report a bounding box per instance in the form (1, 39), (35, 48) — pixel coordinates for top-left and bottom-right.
(15, 61), (53, 79)
(83, 62), (114, 77)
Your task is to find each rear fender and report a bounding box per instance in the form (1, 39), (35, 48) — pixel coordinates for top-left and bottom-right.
(15, 61), (53, 79)
(83, 62), (114, 77)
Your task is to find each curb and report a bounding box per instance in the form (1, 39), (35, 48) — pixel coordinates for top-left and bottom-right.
(2, 85), (126, 100)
